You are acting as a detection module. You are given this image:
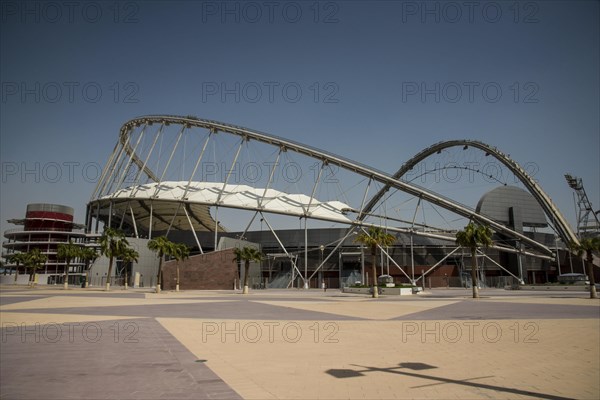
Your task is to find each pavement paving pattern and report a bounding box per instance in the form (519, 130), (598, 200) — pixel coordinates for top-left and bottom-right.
(1, 287), (599, 399)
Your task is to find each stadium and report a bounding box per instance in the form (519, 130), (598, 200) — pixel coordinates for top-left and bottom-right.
(4, 115), (599, 289)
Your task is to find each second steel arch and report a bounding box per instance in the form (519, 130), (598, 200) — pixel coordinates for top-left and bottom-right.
(361, 140), (578, 246)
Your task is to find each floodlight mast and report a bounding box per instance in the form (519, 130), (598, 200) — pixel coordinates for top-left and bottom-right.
(564, 173), (600, 237)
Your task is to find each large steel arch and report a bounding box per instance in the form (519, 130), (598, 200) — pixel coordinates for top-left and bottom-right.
(90, 115), (557, 255)
(362, 140), (578, 246)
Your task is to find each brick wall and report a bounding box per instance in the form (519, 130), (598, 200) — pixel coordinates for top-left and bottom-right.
(367, 263), (459, 285)
(161, 248), (238, 290)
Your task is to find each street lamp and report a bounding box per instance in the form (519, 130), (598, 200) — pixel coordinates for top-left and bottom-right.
(319, 245), (325, 287)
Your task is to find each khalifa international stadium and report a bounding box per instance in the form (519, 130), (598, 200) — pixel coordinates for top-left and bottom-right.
(3, 115), (599, 289)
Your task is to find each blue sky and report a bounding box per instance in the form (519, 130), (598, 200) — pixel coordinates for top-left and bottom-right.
(1, 0), (598, 234)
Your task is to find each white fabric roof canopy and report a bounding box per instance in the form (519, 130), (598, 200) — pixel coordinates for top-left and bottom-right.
(97, 181), (353, 233)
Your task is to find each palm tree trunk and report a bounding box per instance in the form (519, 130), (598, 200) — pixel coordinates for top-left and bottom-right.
(176, 264), (180, 292)
(106, 257), (113, 291)
(125, 270), (128, 290)
(156, 257), (163, 293)
(372, 250), (378, 298)
(471, 248), (479, 299)
(243, 261), (249, 294)
(64, 261), (69, 290)
(13, 263), (18, 284)
(587, 254), (598, 299)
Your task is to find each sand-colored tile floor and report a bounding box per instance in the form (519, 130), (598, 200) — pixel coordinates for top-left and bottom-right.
(1, 286), (598, 399)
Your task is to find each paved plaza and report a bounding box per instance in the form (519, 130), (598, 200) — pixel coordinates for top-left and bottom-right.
(1, 286), (599, 399)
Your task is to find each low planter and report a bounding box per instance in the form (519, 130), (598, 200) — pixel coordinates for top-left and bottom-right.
(517, 285), (589, 291)
(343, 286), (414, 295)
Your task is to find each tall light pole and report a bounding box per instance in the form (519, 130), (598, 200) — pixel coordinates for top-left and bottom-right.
(554, 236), (561, 276)
(410, 231), (415, 283)
(304, 217), (308, 289)
(360, 244), (365, 284)
(516, 239), (524, 284)
(319, 244), (324, 286)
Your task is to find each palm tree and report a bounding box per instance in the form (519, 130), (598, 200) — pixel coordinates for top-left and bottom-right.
(6, 252), (28, 284)
(24, 248), (47, 287)
(172, 243), (190, 292)
(147, 236), (175, 293)
(233, 246), (263, 294)
(56, 240), (81, 290)
(355, 226), (396, 298)
(79, 247), (99, 288)
(99, 228), (129, 291)
(120, 247), (139, 290)
(569, 237), (599, 299)
(455, 222), (493, 299)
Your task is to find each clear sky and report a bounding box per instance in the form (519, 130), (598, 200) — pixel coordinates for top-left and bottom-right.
(1, 0), (598, 235)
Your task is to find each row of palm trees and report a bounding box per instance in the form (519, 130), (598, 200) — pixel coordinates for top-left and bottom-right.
(354, 223), (489, 299)
(6, 248), (49, 286)
(453, 222), (598, 299)
(6, 224), (598, 298)
(98, 228), (134, 291)
(356, 222), (598, 300)
(233, 246), (263, 294)
(99, 228), (190, 293)
(147, 235), (190, 293)
(55, 240), (101, 289)
(6, 233), (129, 289)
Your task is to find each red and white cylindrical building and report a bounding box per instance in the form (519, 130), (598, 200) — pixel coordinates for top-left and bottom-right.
(3, 203), (88, 285)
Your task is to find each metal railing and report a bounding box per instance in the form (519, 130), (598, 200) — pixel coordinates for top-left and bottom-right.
(4, 227), (87, 234)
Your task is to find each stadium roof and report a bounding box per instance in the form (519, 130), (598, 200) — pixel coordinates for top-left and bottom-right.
(96, 181), (353, 233)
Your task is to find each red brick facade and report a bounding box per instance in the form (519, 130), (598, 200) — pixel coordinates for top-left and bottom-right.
(161, 248), (238, 290)
(383, 264), (459, 287)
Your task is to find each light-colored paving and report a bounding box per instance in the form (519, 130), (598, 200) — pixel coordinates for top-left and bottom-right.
(251, 299), (461, 320)
(157, 317), (599, 400)
(480, 296), (600, 306)
(1, 286), (599, 400)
